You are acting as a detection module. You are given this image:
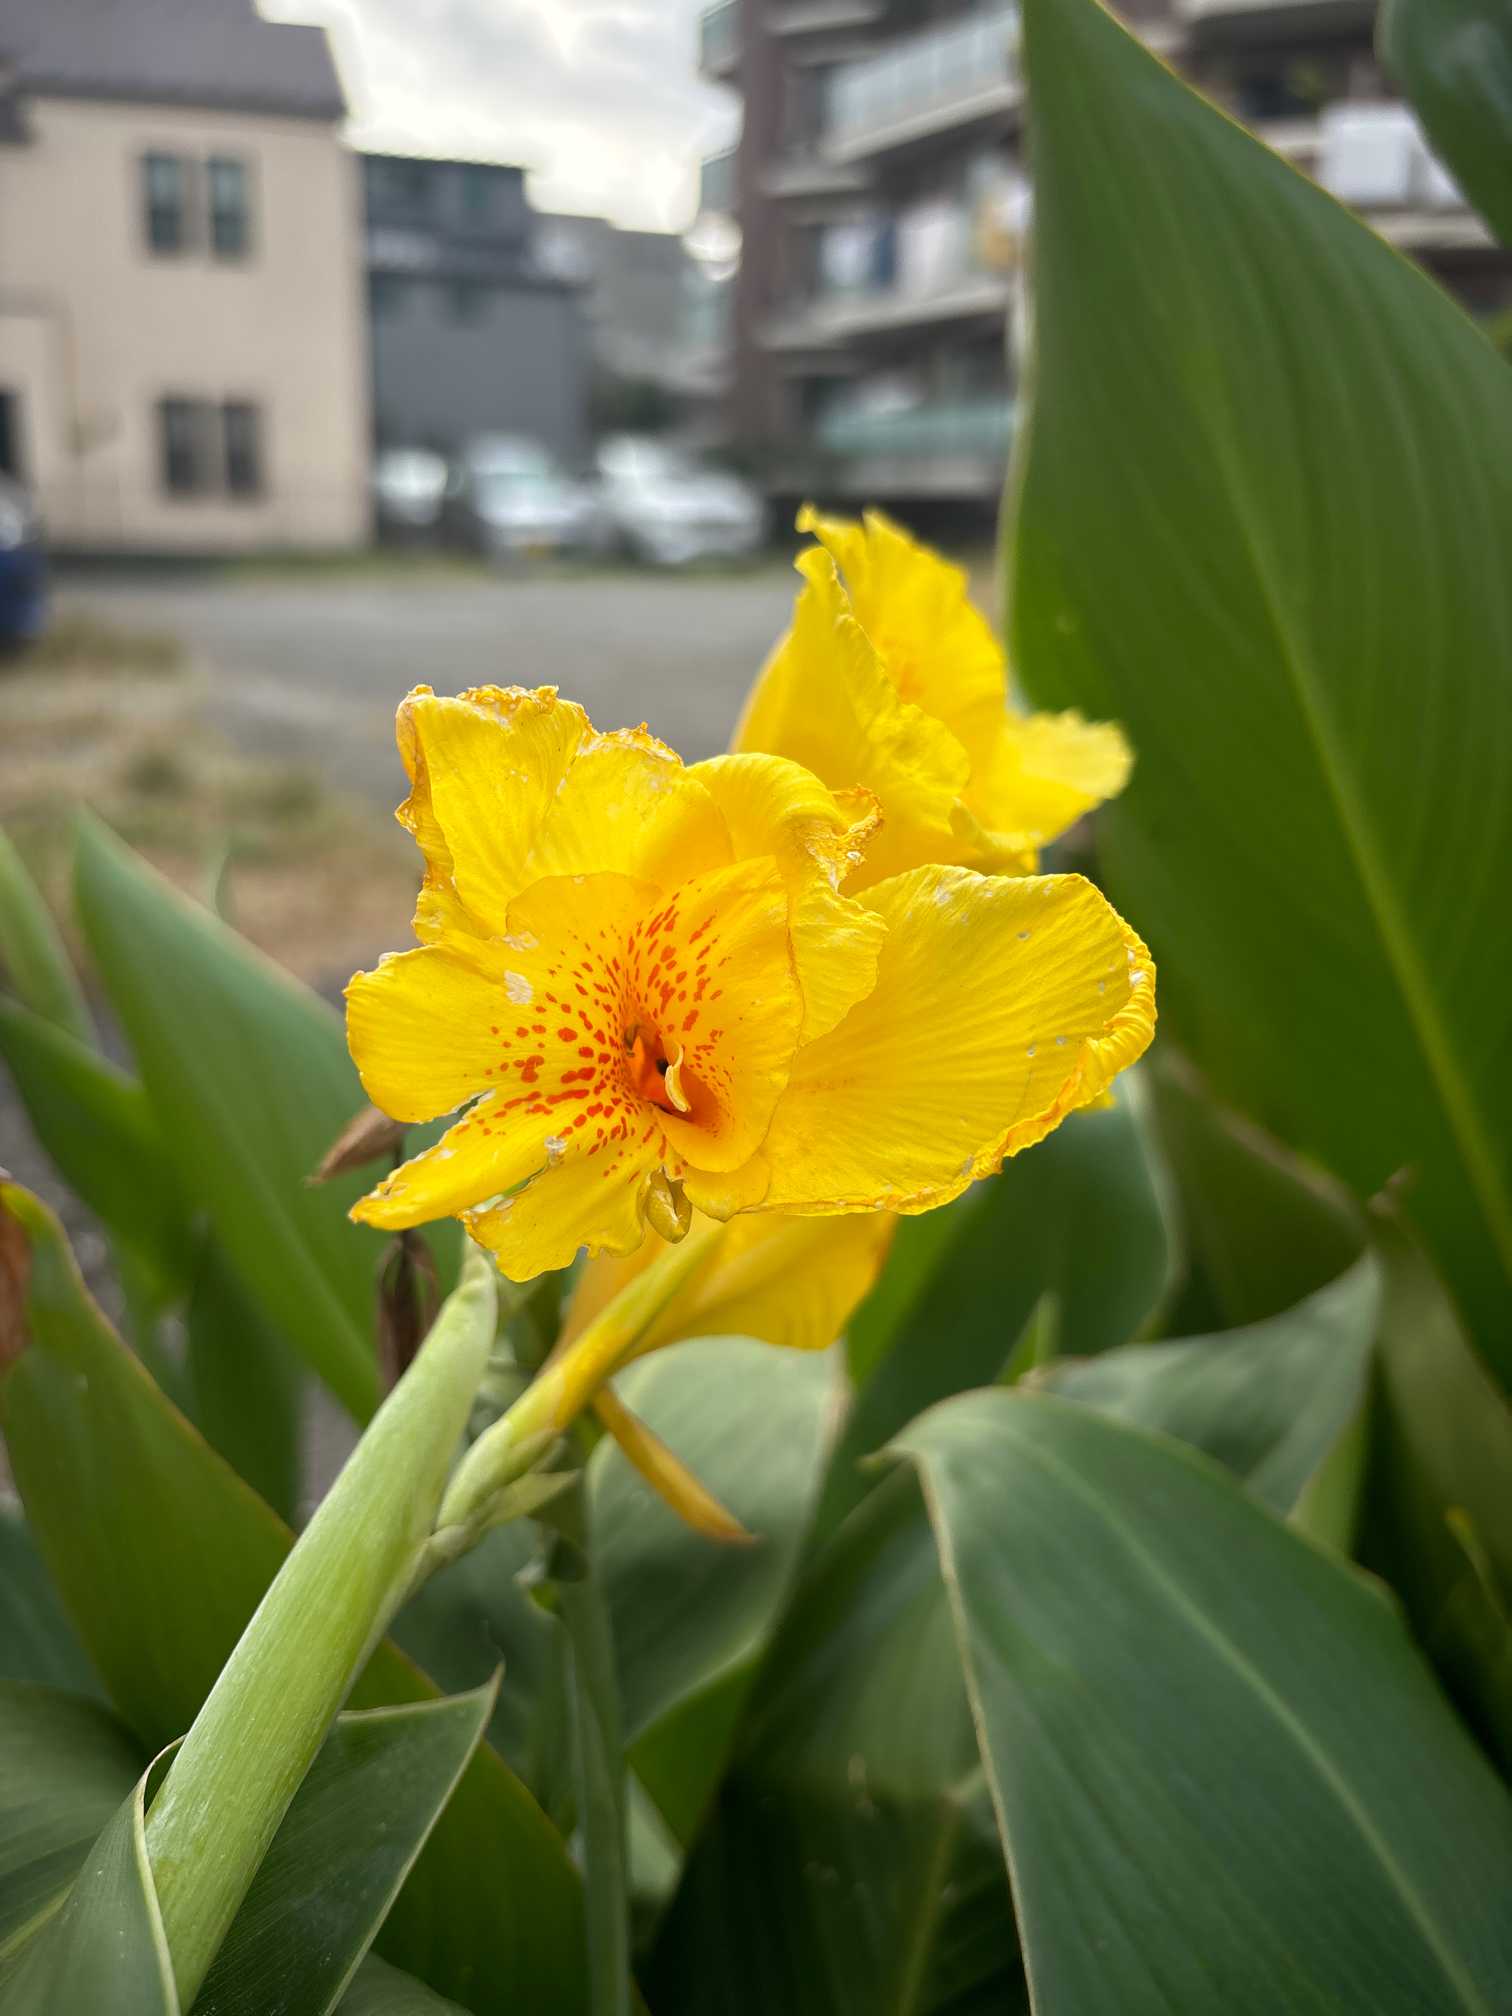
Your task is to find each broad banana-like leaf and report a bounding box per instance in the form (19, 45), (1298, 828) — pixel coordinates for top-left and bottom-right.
(0, 1183), (588, 2015)
(825, 1089), (1170, 1531)
(72, 818), (380, 1419)
(895, 1390), (1512, 2014)
(1381, 0), (1512, 246)
(0, 1683), (143, 1954)
(1007, 0), (1512, 1384)
(1035, 1254), (1379, 1521)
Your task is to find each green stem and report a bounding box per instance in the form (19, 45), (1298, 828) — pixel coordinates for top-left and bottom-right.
(143, 1248), (498, 2008)
(435, 1215), (725, 1544)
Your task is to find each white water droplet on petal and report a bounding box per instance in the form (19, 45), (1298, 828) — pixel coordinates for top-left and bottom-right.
(1026, 1043), (1036, 1058)
(544, 1135), (567, 1165)
(505, 971), (533, 1004)
(1017, 929), (1031, 941)
(503, 929), (538, 952)
(1055, 1035), (1066, 1047)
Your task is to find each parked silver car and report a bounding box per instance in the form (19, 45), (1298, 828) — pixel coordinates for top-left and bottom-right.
(591, 436), (766, 567)
(443, 436), (597, 562)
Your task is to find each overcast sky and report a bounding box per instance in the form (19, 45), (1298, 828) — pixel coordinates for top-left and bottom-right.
(263, 0), (740, 232)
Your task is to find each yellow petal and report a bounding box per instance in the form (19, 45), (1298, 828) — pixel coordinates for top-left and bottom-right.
(464, 1128), (656, 1279)
(798, 504), (1007, 780)
(346, 938), (519, 1124)
(753, 866), (1156, 1215)
(397, 685), (730, 939)
(966, 708), (1134, 855)
(564, 1206), (895, 1357)
(732, 547), (969, 887)
(691, 751), (886, 1041)
(592, 1386), (754, 1544)
(632, 858), (805, 1175)
(350, 1091), (533, 1230)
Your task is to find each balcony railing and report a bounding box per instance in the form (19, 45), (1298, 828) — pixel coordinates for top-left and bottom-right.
(826, 9), (1021, 159)
(818, 393), (1015, 463)
(699, 0), (740, 78)
(700, 148), (739, 215)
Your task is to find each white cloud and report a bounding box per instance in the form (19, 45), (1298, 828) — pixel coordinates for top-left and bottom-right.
(261, 0), (740, 230)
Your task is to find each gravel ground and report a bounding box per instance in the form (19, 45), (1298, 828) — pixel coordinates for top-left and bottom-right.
(49, 560), (802, 812)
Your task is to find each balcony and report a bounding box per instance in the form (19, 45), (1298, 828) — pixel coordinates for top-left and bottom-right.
(759, 150), (872, 200)
(1175, 0), (1374, 35)
(770, 0), (886, 34)
(699, 0), (740, 80)
(815, 392), (1016, 498)
(826, 10), (1022, 164)
(700, 148), (739, 215)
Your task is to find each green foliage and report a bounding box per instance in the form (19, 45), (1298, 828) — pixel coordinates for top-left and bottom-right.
(1381, 0), (1512, 247)
(894, 1392), (1512, 2014)
(1007, 0), (1512, 1383)
(0, 0), (1509, 2004)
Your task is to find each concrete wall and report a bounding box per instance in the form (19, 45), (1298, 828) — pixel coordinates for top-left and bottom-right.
(0, 96), (369, 550)
(369, 277), (588, 464)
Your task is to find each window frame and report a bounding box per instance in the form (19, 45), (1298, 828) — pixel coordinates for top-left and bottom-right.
(143, 150), (192, 256)
(157, 397), (216, 497)
(221, 399), (264, 501)
(206, 154), (253, 261)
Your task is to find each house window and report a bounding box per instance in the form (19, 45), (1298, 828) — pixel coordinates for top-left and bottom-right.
(158, 398), (214, 494)
(144, 152), (190, 253)
(0, 390), (21, 481)
(448, 280), (491, 326)
(369, 273), (412, 319)
(460, 164), (492, 222)
(222, 402), (263, 498)
(207, 156), (251, 259)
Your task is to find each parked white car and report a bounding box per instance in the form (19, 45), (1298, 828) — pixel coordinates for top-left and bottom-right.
(592, 436), (766, 567)
(443, 436), (598, 562)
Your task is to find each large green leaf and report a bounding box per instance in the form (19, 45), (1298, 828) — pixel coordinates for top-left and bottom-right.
(1381, 0), (1512, 247)
(0, 997), (189, 1297)
(72, 818), (380, 1419)
(192, 1690), (494, 2016)
(591, 1337), (838, 1842)
(646, 1471), (1023, 2015)
(1035, 1254), (1379, 1521)
(0, 1684), (143, 1954)
(184, 1237), (303, 1524)
(0, 1183), (588, 2015)
(1146, 1052), (1364, 1332)
(1360, 1219), (1512, 1771)
(0, 1514), (100, 1698)
(388, 1520), (571, 1820)
(1007, 0), (1512, 1382)
(896, 1390), (1512, 2015)
(0, 1757), (177, 2014)
(824, 1089), (1170, 1531)
(336, 1958), (472, 2015)
(0, 827), (92, 1044)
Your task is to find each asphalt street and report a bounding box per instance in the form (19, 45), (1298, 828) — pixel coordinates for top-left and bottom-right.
(56, 560), (802, 810)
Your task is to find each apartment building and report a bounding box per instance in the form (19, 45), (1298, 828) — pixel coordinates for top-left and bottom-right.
(700, 0), (1508, 505)
(364, 155), (590, 465)
(0, 0), (368, 552)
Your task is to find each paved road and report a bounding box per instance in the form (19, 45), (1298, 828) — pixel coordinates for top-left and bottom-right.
(58, 562), (802, 809)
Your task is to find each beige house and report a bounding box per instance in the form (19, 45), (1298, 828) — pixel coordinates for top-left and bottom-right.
(0, 0), (368, 551)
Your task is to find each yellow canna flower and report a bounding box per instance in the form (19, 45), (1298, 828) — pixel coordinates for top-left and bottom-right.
(347, 683), (1154, 1283)
(734, 506), (1132, 887)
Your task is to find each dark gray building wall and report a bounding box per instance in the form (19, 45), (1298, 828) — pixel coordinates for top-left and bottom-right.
(363, 152), (590, 464)
(369, 276), (588, 463)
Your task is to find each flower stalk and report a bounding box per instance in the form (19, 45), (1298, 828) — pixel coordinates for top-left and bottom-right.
(434, 1214), (726, 1546)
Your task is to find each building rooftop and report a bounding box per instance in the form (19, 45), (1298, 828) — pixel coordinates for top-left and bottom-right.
(0, 0), (346, 122)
